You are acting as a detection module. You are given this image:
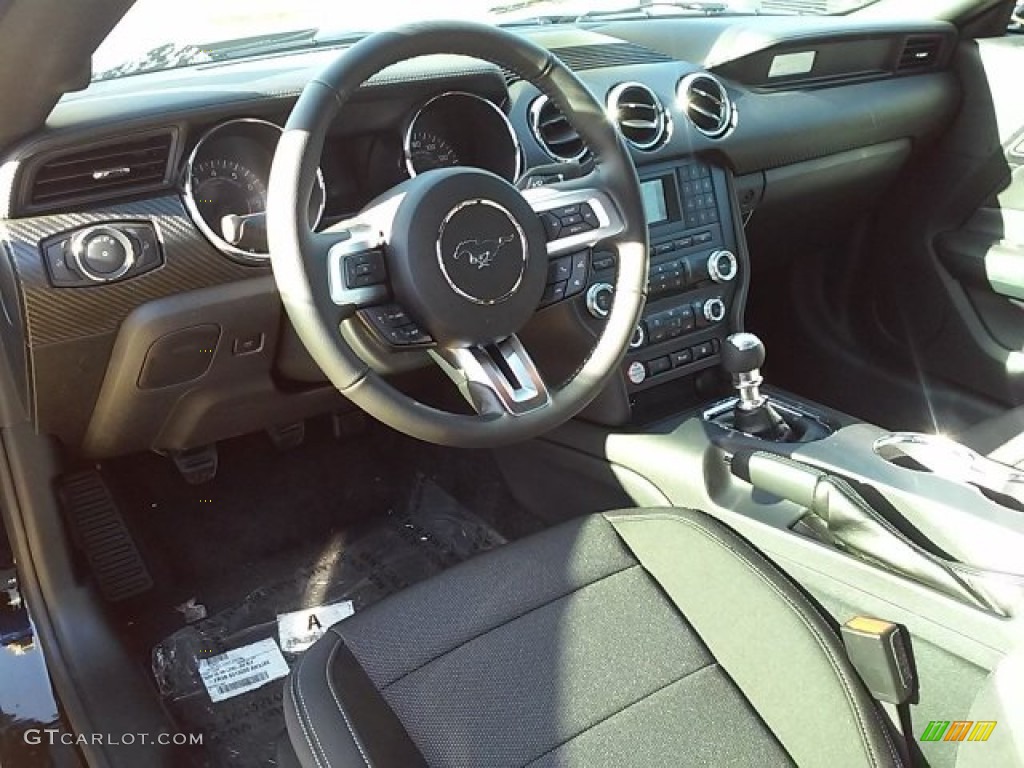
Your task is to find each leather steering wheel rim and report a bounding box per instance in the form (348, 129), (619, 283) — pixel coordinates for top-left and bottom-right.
(268, 20), (649, 448)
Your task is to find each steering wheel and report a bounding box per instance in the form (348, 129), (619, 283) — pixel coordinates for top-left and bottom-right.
(267, 21), (648, 448)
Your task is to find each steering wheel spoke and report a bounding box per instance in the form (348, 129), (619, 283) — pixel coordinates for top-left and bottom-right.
(524, 181), (626, 258)
(318, 221), (391, 309)
(432, 335), (550, 416)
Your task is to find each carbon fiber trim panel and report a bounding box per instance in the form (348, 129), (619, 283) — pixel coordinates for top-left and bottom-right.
(2, 195), (263, 347)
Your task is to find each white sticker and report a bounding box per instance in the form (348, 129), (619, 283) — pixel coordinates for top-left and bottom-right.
(768, 51), (817, 79)
(277, 601), (355, 655)
(198, 638), (290, 703)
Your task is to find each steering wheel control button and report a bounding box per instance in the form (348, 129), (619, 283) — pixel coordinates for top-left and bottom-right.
(438, 200), (528, 306)
(70, 226), (136, 282)
(627, 361), (647, 385)
(344, 251), (387, 288)
(708, 250), (738, 283)
(591, 252), (616, 272)
(360, 306), (434, 348)
(541, 212), (562, 240)
(547, 255), (573, 283)
(566, 251), (589, 296)
(540, 280), (568, 307)
(543, 202), (599, 241)
(586, 283), (614, 318)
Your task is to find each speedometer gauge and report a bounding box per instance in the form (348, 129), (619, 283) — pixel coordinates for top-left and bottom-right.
(407, 130), (460, 174)
(403, 92), (521, 183)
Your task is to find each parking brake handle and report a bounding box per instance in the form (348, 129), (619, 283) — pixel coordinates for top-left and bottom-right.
(730, 449), (1003, 615)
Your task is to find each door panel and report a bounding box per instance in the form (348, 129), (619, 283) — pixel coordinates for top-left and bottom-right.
(867, 35), (1024, 406)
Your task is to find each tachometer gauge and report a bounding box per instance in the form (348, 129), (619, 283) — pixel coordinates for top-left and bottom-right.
(406, 130), (460, 175)
(190, 158), (267, 228)
(183, 118), (326, 264)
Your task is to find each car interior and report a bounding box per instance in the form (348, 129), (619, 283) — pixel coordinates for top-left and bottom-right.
(1, 0), (1023, 766)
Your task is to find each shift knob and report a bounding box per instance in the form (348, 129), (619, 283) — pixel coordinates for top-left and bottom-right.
(721, 332), (765, 375)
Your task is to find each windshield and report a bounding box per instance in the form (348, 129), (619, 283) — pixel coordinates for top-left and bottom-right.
(93, 0), (877, 81)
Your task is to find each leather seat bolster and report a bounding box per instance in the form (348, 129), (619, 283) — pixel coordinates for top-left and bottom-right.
(606, 508), (904, 768)
(284, 629), (427, 768)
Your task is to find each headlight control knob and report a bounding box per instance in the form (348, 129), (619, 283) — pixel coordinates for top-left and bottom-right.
(70, 227), (135, 281)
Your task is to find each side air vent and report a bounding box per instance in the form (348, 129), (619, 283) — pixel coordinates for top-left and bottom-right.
(529, 95), (588, 163)
(678, 73), (734, 140)
(606, 83), (668, 151)
(896, 35), (943, 72)
(27, 130), (175, 211)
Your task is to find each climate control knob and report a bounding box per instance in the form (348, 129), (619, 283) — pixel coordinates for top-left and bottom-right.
(707, 250), (738, 284)
(586, 283), (614, 318)
(702, 297), (727, 324)
(70, 227), (135, 282)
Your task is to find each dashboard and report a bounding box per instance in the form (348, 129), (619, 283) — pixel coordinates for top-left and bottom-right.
(0, 16), (961, 457)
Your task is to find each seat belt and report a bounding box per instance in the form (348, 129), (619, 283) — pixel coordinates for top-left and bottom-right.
(841, 616), (920, 766)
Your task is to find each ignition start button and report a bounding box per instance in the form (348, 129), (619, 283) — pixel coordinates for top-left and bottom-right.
(627, 361), (647, 385)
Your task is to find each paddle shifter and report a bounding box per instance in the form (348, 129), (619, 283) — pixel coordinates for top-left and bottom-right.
(720, 333), (795, 442)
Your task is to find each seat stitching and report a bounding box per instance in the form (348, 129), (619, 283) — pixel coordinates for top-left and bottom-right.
(291, 652), (329, 768)
(519, 661), (719, 768)
(380, 563), (641, 691)
(615, 511), (896, 768)
(289, 670), (323, 768)
(325, 638), (373, 768)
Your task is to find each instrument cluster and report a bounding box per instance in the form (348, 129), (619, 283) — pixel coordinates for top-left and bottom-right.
(182, 93), (521, 263)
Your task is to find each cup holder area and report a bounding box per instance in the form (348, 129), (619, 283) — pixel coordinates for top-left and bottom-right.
(874, 432), (1024, 509)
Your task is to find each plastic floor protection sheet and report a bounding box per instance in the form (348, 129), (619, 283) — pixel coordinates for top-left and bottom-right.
(151, 476), (506, 767)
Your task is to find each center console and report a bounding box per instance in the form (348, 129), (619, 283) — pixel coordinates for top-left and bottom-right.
(588, 159), (743, 394)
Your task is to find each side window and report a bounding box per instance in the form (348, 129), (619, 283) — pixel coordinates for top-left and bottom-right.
(1011, 3), (1024, 33)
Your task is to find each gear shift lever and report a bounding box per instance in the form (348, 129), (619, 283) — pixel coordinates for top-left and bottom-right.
(721, 333), (794, 441)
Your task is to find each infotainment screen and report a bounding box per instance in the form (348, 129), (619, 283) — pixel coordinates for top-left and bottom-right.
(640, 178), (669, 225)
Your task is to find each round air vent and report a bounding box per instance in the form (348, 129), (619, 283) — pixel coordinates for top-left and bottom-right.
(678, 73), (735, 139)
(529, 95), (588, 162)
(606, 82), (668, 151)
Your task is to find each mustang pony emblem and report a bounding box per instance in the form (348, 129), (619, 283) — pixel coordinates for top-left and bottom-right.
(452, 235), (516, 270)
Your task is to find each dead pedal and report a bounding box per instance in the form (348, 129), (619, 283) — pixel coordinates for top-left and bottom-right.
(57, 471), (153, 602)
(171, 445), (219, 485)
(267, 421), (305, 450)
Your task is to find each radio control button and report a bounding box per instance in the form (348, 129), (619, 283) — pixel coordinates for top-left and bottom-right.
(708, 250), (738, 283)
(702, 297), (727, 324)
